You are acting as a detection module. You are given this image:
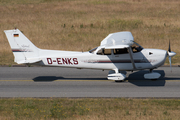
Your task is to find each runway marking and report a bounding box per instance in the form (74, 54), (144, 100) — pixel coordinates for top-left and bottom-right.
(0, 80), (32, 81)
(0, 80), (109, 82)
(0, 80), (180, 82)
(165, 80), (180, 82)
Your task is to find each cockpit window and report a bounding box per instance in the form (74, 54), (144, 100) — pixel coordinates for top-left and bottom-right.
(131, 42), (143, 53)
(104, 49), (111, 55)
(97, 49), (103, 55)
(97, 48), (111, 55)
(114, 48), (128, 55)
(89, 42), (143, 54)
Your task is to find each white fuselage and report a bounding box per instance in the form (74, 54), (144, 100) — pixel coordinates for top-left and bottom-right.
(38, 48), (167, 71)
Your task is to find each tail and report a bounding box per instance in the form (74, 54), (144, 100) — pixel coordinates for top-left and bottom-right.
(4, 29), (41, 64)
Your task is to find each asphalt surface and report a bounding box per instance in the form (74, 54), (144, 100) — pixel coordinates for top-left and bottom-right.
(0, 66), (180, 98)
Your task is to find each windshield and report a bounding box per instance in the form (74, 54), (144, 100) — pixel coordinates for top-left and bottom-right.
(131, 42), (143, 53)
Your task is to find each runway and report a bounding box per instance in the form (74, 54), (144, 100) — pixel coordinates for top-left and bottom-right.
(0, 66), (180, 98)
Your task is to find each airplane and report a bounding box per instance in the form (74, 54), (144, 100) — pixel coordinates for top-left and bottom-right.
(4, 29), (176, 82)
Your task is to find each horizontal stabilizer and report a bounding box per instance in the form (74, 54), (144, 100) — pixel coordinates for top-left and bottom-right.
(17, 58), (42, 64)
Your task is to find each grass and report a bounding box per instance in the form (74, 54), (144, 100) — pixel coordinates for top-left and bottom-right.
(0, 0), (180, 65)
(0, 98), (180, 120)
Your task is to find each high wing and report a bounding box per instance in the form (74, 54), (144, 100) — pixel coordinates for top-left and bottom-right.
(100, 31), (134, 47)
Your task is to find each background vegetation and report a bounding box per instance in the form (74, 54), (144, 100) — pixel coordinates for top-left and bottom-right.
(0, 0), (180, 65)
(0, 98), (180, 120)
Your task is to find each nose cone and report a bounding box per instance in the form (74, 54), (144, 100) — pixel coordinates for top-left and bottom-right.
(168, 51), (176, 57)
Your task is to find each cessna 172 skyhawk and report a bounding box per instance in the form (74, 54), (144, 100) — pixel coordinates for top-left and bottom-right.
(4, 29), (176, 81)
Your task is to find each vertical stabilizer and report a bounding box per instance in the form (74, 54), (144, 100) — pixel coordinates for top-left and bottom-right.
(4, 29), (41, 64)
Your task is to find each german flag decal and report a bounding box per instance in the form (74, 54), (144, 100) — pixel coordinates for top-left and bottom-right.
(14, 34), (19, 37)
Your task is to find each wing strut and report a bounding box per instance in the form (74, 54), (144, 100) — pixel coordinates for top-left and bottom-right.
(128, 47), (136, 70)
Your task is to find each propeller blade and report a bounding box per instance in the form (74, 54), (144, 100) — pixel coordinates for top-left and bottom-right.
(169, 56), (172, 72)
(168, 40), (171, 52)
(167, 40), (176, 72)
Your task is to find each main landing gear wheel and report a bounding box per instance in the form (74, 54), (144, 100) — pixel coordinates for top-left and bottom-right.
(107, 70), (126, 82)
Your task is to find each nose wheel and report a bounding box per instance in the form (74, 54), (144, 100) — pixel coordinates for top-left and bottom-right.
(144, 69), (161, 80)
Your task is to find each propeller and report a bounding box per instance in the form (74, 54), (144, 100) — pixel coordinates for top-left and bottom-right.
(167, 40), (176, 72)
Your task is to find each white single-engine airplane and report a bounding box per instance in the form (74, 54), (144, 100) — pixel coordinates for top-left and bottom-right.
(4, 29), (176, 81)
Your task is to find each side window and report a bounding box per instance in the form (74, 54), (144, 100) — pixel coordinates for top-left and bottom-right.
(97, 49), (111, 55)
(114, 48), (128, 55)
(104, 49), (111, 55)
